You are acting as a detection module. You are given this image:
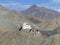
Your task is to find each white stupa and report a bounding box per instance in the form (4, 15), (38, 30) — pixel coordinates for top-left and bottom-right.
(22, 22), (32, 30)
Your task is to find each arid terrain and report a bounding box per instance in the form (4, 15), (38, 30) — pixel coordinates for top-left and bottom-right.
(0, 5), (60, 45)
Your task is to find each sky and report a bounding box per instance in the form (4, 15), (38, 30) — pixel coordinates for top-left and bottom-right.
(0, 0), (60, 12)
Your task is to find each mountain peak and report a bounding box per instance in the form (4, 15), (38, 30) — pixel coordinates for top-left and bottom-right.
(23, 5), (60, 20)
(30, 4), (39, 9)
(24, 4), (40, 12)
(31, 4), (37, 7)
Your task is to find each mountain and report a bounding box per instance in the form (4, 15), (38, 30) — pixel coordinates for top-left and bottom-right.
(0, 5), (60, 45)
(0, 5), (29, 31)
(0, 5), (47, 32)
(22, 5), (60, 20)
(0, 5), (48, 45)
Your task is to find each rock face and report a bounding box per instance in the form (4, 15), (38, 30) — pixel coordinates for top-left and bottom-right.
(22, 5), (60, 20)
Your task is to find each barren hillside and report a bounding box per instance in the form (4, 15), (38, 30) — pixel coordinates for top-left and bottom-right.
(0, 5), (60, 45)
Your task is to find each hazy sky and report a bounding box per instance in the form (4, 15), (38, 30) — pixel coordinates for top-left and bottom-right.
(0, 0), (60, 11)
